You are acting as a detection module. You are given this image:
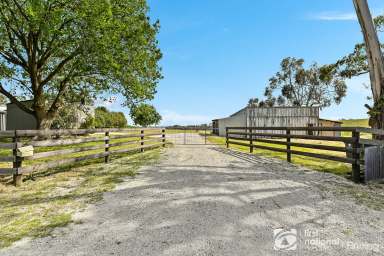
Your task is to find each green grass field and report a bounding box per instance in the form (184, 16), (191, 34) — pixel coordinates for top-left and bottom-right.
(340, 118), (369, 127)
(339, 118), (372, 138)
(207, 119), (373, 178)
(208, 136), (351, 176)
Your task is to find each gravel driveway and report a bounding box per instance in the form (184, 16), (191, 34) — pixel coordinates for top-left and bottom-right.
(1, 143), (384, 256)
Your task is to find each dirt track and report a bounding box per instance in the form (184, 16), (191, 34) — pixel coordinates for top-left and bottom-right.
(1, 141), (384, 255)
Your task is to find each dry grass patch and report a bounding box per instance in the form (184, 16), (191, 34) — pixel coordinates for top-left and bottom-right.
(0, 149), (162, 248)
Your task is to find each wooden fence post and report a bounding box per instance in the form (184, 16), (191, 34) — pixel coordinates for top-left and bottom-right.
(352, 130), (361, 182)
(13, 130), (22, 186)
(249, 128), (253, 153)
(226, 127), (229, 148)
(104, 131), (109, 163)
(286, 128), (291, 163)
(141, 129), (144, 152)
(162, 129), (166, 147)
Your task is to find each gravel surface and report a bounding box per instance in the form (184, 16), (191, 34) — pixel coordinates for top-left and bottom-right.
(1, 137), (384, 256)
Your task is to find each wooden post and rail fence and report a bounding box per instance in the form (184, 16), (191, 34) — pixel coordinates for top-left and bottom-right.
(225, 126), (384, 183)
(0, 128), (166, 186)
(1, 126), (382, 186)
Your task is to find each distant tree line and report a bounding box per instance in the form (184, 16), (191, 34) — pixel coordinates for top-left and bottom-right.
(93, 107), (127, 128)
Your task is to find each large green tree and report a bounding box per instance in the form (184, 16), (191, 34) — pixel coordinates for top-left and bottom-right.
(266, 57), (347, 108)
(326, 8), (384, 130)
(94, 106), (127, 128)
(0, 0), (161, 129)
(130, 103), (161, 127)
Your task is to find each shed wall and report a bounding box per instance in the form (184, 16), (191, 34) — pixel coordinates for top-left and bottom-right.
(318, 119), (342, 137)
(217, 110), (247, 136)
(246, 107), (319, 135)
(6, 103), (37, 130)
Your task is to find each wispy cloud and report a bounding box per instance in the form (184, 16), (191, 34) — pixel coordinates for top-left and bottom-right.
(308, 9), (383, 21)
(160, 110), (211, 126)
(309, 11), (357, 21)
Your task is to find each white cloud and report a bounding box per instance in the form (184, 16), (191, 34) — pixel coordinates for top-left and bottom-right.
(308, 9), (383, 21)
(160, 110), (212, 126)
(309, 11), (357, 21)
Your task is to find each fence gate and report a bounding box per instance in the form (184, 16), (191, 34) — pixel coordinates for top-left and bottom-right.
(165, 127), (220, 145)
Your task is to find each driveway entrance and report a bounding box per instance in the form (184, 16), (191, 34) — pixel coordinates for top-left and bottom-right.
(165, 127), (221, 145)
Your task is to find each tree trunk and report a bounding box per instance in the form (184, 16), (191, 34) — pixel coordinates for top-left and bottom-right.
(369, 104), (384, 138)
(353, 0), (384, 137)
(36, 118), (54, 130)
(34, 110), (54, 130)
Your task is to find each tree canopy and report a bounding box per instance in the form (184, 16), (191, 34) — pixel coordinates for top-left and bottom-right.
(0, 0), (161, 128)
(247, 97), (283, 108)
(325, 11), (384, 129)
(94, 106), (127, 128)
(130, 103), (161, 127)
(328, 15), (383, 80)
(265, 57), (347, 108)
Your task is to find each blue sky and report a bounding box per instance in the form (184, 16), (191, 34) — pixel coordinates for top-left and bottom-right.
(108, 0), (383, 125)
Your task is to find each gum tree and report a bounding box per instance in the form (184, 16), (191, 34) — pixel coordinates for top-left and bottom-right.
(266, 57), (347, 108)
(0, 0), (161, 129)
(352, 0), (384, 131)
(327, 7), (384, 130)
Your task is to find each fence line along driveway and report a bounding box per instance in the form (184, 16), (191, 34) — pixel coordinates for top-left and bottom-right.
(0, 128), (166, 186)
(1, 144), (384, 256)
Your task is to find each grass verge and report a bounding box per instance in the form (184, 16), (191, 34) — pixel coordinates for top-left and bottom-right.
(0, 149), (162, 249)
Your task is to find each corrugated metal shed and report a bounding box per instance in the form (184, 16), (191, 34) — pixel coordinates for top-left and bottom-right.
(246, 107), (319, 135)
(213, 106), (320, 136)
(319, 118), (342, 137)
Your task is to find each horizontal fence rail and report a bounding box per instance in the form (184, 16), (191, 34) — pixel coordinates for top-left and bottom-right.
(0, 128), (166, 186)
(226, 126), (384, 183)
